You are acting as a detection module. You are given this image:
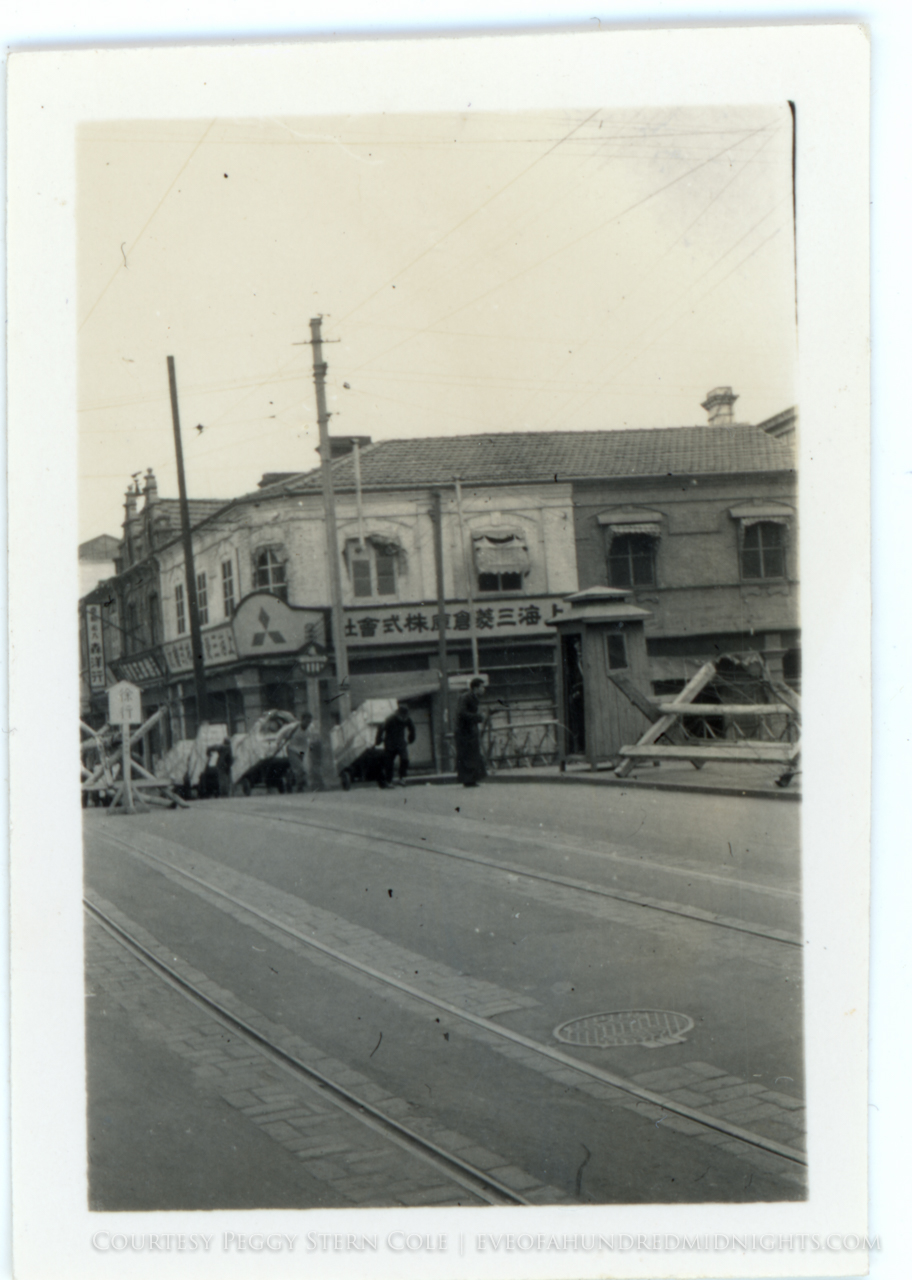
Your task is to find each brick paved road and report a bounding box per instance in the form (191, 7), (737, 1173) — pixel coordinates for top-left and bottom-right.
(84, 780), (804, 1209)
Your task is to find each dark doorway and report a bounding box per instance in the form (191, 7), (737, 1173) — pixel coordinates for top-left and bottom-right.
(561, 633), (585, 754)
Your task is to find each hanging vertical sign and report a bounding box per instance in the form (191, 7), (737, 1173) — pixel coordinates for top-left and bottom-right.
(86, 604), (106, 690)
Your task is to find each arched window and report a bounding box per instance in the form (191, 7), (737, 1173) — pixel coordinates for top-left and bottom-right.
(473, 532), (530, 594)
(254, 548), (288, 602)
(740, 522), (786, 580)
(608, 533), (657, 587)
(347, 538), (399, 598)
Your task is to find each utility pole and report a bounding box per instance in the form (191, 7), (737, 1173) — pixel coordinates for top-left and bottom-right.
(309, 317), (351, 721)
(453, 478), (480, 674)
(430, 490), (451, 772)
(167, 356), (209, 729)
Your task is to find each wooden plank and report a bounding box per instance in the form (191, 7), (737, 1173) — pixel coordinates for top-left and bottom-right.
(607, 672), (663, 723)
(128, 705), (168, 749)
(614, 661), (717, 777)
(608, 671), (705, 769)
(770, 680), (801, 716)
(654, 702), (794, 716)
(620, 742), (800, 764)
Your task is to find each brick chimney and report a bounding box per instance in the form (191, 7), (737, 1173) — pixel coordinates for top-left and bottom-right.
(124, 483), (139, 519)
(142, 467), (159, 505)
(701, 386), (738, 426)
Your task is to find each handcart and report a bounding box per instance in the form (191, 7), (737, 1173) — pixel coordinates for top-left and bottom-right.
(159, 723), (230, 799)
(330, 698), (399, 790)
(230, 711), (299, 795)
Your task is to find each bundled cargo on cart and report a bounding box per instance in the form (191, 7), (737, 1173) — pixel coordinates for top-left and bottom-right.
(230, 710), (300, 795)
(330, 698), (398, 790)
(158, 723), (229, 798)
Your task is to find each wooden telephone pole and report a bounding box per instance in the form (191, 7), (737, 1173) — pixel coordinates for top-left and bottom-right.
(309, 317), (351, 720)
(167, 355), (209, 728)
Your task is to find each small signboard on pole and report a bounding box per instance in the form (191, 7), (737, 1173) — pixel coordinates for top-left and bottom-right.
(107, 680), (143, 727)
(107, 681), (142, 813)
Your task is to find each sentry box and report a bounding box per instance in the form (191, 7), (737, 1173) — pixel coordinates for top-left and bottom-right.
(547, 587), (652, 771)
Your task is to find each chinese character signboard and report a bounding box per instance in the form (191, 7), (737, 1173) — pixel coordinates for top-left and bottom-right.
(86, 604), (106, 689)
(107, 680), (142, 725)
(117, 654), (166, 684)
(162, 624), (238, 674)
(343, 596), (567, 645)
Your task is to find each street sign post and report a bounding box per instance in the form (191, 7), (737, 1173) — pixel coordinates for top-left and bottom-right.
(107, 681), (142, 813)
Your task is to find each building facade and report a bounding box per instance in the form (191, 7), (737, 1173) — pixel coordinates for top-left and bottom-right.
(80, 392), (798, 769)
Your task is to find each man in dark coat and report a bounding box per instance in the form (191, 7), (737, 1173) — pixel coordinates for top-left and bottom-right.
(215, 737), (233, 797)
(375, 702), (416, 787)
(455, 677), (487, 787)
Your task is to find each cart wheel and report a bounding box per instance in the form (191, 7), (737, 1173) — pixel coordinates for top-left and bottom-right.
(340, 770), (352, 791)
(240, 777), (252, 797)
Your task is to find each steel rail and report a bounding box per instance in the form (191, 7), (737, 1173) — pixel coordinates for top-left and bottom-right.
(243, 800), (801, 901)
(96, 833), (808, 1168)
(238, 808), (801, 947)
(84, 897), (528, 1207)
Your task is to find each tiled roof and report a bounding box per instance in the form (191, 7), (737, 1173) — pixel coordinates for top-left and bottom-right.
(251, 424), (795, 503)
(148, 497), (232, 527)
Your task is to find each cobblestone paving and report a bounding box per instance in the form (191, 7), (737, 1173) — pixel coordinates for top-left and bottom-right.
(476, 1043), (807, 1189)
(85, 897), (567, 1208)
(91, 830), (805, 1192)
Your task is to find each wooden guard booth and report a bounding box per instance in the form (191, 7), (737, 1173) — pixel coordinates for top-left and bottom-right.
(548, 587), (653, 769)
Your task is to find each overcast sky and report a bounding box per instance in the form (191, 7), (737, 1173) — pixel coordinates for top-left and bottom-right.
(78, 105), (796, 542)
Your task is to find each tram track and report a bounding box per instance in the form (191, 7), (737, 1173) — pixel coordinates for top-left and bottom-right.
(95, 828), (807, 1169)
(84, 897), (529, 1207)
(237, 806), (802, 947)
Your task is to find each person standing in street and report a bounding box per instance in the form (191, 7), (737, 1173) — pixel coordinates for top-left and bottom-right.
(375, 702), (416, 787)
(285, 712), (315, 793)
(215, 737), (233, 797)
(455, 677), (488, 787)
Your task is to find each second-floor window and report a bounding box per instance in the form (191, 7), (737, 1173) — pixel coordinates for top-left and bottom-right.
(196, 572), (209, 625)
(254, 547), (287, 602)
(740, 521), (786, 580)
(473, 532), (530, 594)
(126, 602), (139, 654)
(148, 593), (161, 646)
(174, 582), (186, 635)
(221, 559), (236, 616)
(348, 540), (398, 598)
(608, 533), (657, 587)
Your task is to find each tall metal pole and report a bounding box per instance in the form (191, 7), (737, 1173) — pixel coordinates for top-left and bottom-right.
(431, 490), (451, 773)
(453, 478), (480, 674)
(167, 356), (209, 728)
(310, 317), (351, 721)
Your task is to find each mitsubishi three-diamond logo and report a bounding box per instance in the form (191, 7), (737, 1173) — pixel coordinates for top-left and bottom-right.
(251, 607), (287, 647)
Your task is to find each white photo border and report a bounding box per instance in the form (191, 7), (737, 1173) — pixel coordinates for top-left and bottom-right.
(8, 24), (870, 1280)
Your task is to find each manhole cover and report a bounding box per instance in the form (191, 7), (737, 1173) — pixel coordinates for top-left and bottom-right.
(553, 1010), (694, 1050)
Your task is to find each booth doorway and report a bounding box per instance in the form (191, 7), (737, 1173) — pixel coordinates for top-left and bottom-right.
(561, 634), (586, 755)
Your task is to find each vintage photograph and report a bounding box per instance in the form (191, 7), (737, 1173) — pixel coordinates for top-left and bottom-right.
(77, 105), (805, 1215)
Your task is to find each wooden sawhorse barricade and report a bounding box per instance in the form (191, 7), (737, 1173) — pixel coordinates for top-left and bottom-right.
(81, 705), (189, 813)
(613, 660), (801, 786)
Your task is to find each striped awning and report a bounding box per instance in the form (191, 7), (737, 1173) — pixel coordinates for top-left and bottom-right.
(608, 522), (661, 536)
(739, 515), (789, 527)
(473, 533), (531, 574)
(729, 502), (793, 524)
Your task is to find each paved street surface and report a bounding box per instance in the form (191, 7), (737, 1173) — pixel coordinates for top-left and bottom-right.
(84, 779), (805, 1210)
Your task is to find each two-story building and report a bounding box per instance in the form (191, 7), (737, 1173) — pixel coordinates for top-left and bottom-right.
(81, 389), (797, 769)
(79, 468), (229, 731)
(568, 407), (799, 697)
(149, 438), (580, 768)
